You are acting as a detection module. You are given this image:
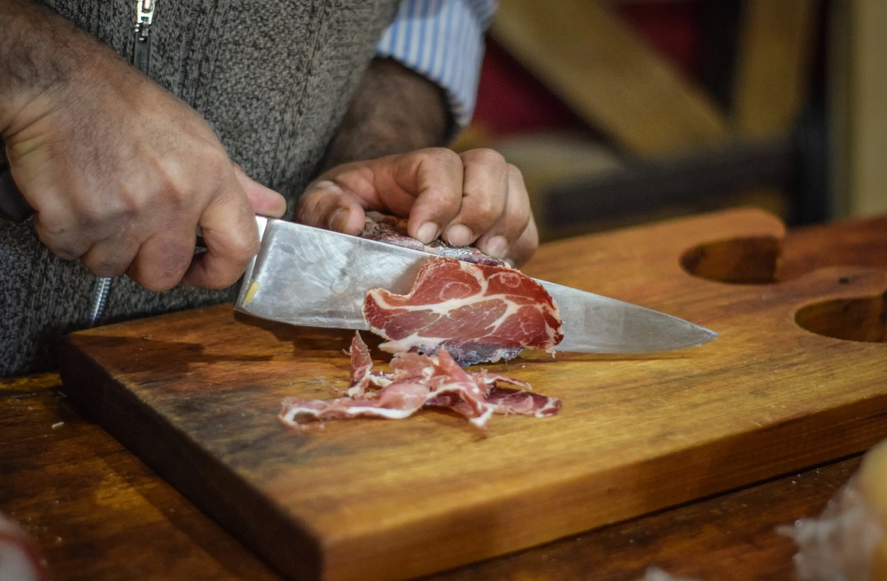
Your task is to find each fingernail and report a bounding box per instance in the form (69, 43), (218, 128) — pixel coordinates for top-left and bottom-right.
(484, 236), (508, 258)
(446, 224), (472, 247)
(416, 222), (438, 244)
(329, 208), (350, 232)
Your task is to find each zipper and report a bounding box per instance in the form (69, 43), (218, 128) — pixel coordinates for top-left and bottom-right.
(133, 0), (156, 74)
(85, 0), (157, 327)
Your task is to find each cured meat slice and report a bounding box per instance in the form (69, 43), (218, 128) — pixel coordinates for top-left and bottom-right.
(363, 257), (563, 366)
(346, 331), (376, 398)
(361, 211), (505, 267)
(484, 388), (561, 416)
(279, 333), (561, 430)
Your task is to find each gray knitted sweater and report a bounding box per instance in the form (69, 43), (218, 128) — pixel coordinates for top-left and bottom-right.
(0, 0), (398, 376)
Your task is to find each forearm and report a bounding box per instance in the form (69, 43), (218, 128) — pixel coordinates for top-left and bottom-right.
(320, 57), (450, 170)
(0, 0), (101, 134)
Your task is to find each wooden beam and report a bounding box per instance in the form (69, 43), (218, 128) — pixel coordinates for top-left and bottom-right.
(733, 0), (818, 137)
(829, 0), (887, 216)
(491, 0), (730, 156)
(543, 137), (794, 236)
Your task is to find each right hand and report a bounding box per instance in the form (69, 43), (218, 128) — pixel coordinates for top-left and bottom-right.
(1, 33), (285, 292)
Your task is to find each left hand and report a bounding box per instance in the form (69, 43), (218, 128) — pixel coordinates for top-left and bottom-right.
(297, 148), (538, 267)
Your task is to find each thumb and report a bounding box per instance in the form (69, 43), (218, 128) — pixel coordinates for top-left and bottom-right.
(232, 164), (287, 218)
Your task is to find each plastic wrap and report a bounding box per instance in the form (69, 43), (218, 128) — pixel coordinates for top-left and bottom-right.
(0, 510), (51, 581)
(780, 440), (887, 581)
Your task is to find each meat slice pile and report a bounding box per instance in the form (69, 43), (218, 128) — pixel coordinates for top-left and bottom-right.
(361, 211), (506, 267)
(363, 257), (563, 366)
(279, 333), (561, 430)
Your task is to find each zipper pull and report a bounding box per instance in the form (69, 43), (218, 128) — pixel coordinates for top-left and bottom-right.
(134, 0), (155, 40)
(133, 0), (155, 74)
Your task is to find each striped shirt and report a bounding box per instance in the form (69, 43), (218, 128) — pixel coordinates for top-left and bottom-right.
(376, 0), (497, 130)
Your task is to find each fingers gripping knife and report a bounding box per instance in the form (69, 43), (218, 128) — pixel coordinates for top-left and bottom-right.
(0, 170), (112, 327)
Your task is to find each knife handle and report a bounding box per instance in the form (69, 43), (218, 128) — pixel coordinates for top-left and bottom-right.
(0, 170), (35, 223)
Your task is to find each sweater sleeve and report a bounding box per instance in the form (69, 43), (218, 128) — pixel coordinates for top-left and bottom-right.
(375, 0), (497, 130)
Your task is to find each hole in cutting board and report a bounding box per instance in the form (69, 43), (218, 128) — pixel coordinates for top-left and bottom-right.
(795, 293), (887, 342)
(680, 236), (781, 284)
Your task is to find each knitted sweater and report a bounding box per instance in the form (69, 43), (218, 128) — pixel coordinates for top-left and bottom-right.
(0, 0), (398, 376)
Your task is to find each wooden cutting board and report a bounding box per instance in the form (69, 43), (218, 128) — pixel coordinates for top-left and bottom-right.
(59, 209), (887, 581)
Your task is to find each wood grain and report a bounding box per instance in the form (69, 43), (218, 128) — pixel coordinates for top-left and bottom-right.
(0, 376), (280, 581)
(776, 215), (887, 280)
(421, 456), (863, 581)
(58, 209), (887, 581)
(491, 0), (729, 155)
(0, 374), (864, 581)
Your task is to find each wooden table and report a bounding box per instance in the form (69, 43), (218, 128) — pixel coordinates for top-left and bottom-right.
(2, 213), (885, 581)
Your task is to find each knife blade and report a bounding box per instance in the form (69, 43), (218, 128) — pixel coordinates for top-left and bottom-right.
(235, 217), (716, 353)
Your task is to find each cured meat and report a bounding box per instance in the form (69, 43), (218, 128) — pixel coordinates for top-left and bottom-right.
(347, 330), (376, 397)
(280, 333), (561, 430)
(363, 257), (563, 366)
(361, 211), (505, 267)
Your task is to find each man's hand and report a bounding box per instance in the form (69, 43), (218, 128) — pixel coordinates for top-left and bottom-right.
(297, 148), (538, 267)
(302, 58), (538, 267)
(0, 0), (286, 291)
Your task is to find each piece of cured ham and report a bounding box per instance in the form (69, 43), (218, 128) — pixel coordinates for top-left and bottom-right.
(279, 333), (561, 430)
(363, 257), (563, 366)
(361, 211), (505, 267)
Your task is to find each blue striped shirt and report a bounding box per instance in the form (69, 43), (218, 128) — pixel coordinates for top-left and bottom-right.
(376, 0), (497, 130)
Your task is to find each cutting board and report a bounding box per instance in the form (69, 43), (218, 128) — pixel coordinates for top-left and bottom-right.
(59, 209), (887, 581)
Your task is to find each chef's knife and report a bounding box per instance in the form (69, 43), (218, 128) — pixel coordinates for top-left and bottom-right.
(235, 217), (717, 353)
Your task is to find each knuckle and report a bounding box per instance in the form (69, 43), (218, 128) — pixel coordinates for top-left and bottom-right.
(243, 235), (261, 258)
(76, 203), (112, 231)
(425, 147), (461, 167)
(297, 184), (339, 225)
(130, 242), (191, 292)
(114, 190), (143, 220)
(231, 229), (261, 260)
(52, 246), (81, 261)
(193, 150), (233, 198)
(470, 198), (498, 222)
(203, 149), (231, 176)
(525, 220), (540, 248)
(504, 207), (532, 239)
(35, 219), (84, 260)
(505, 204), (530, 234)
(140, 274), (179, 293)
(506, 163), (524, 181)
(296, 205), (314, 226)
(91, 262), (129, 278)
(82, 255), (129, 278)
(470, 148), (507, 168)
(133, 271), (178, 293)
(425, 191), (457, 216)
(34, 214), (67, 240)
